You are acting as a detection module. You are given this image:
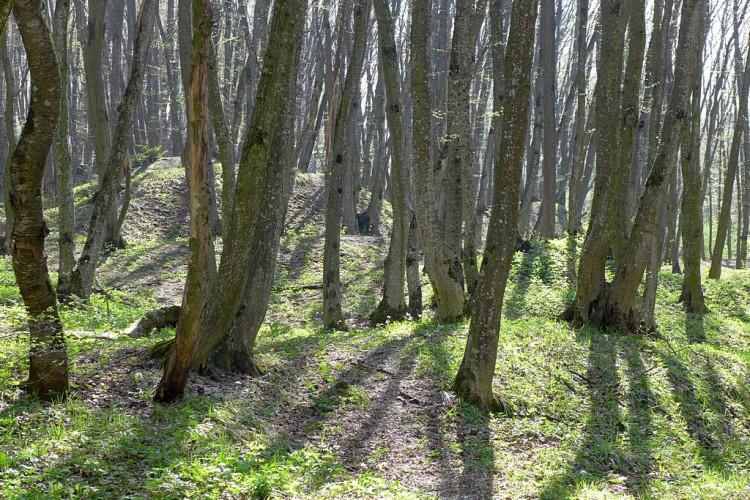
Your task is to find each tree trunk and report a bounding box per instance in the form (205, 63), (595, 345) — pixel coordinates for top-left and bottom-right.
(59, 0), (158, 301)
(709, 23), (750, 278)
(454, 0), (538, 412)
(410, 0), (465, 322)
(370, 0), (410, 324)
(322, 0), (370, 330)
(11, 0), (69, 401)
(154, 0), (215, 404)
(188, 0), (307, 367)
(567, 0), (588, 235)
(537, 0), (556, 240)
(581, 0), (707, 331)
(1, 30), (16, 253)
(53, 0), (76, 297)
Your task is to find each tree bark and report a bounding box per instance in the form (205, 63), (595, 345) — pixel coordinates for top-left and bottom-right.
(11, 0), (69, 401)
(59, 0), (158, 300)
(155, 0), (215, 404)
(582, 0), (706, 331)
(370, 0), (410, 324)
(454, 0), (538, 412)
(53, 0), (76, 297)
(537, 0), (556, 239)
(410, 0), (466, 322)
(322, 0), (370, 330)
(188, 0), (307, 367)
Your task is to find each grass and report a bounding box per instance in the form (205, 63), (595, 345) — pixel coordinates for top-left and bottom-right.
(0, 168), (749, 498)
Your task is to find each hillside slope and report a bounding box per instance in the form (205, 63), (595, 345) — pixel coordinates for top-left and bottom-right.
(0, 163), (747, 498)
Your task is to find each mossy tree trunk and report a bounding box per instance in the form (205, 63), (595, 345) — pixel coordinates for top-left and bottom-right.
(563, 0), (629, 327)
(571, 0), (707, 331)
(410, 0), (465, 322)
(453, 0), (538, 412)
(370, 0), (409, 324)
(678, 3), (708, 313)
(154, 0), (215, 404)
(11, 0), (69, 401)
(188, 0), (307, 368)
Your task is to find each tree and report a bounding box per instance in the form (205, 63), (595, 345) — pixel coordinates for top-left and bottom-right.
(709, 25), (750, 279)
(565, 0), (707, 331)
(410, 0), (466, 322)
(10, 0), (69, 400)
(454, 0), (538, 411)
(370, 0), (410, 324)
(154, 0), (215, 404)
(537, 0), (556, 239)
(185, 0), (307, 370)
(322, 0), (371, 330)
(59, 0), (158, 301)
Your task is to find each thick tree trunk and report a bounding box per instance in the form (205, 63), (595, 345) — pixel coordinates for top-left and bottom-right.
(11, 0), (69, 401)
(322, 0), (370, 330)
(410, 0), (465, 322)
(154, 0), (215, 404)
(563, 0), (628, 327)
(580, 0), (706, 331)
(370, 0), (409, 324)
(188, 0), (307, 367)
(454, 0), (537, 412)
(59, 0), (158, 301)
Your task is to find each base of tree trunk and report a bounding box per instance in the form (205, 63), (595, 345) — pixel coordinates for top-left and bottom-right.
(678, 288), (709, 314)
(369, 301), (408, 326)
(104, 234), (128, 251)
(211, 348), (265, 377)
(25, 344), (69, 402)
(452, 370), (511, 414)
(560, 283), (652, 333)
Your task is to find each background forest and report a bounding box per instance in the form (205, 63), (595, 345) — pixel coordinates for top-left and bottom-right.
(0, 0), (749, 497)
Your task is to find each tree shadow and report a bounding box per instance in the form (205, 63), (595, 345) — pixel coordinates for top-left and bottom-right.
(658, 340), (749, 469)
(540, 331), (656, 498)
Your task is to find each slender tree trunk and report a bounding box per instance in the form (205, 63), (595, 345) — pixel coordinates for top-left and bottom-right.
(53, 0), (76, 297)
(370, 0), (409, 324)
(1, 31), (16, 253)
(567, 0), (588, 235)
(454, 0), (538, 412)
(709, 25), (750, 278)
(154, 0), (215, 404)
(59, 0), (158, 301)
(323, 0), (370, 330)
(11, 0), (69, 401)
(537, 0), (556, 239)
(207, 38), (236, 241)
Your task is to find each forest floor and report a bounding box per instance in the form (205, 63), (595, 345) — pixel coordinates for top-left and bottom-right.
(0, 163), (749, 499)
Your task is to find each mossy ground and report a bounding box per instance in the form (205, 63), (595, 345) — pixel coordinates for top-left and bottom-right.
(0, 167), (748, 498)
